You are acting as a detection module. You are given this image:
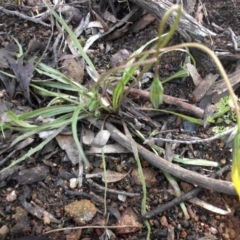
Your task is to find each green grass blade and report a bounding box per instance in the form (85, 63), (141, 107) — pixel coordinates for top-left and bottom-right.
(8, 111), (37, 129)
(18, 105), (77, 120)
(33, 81), (79, 92)
(72, 104), (90, 168)
(164, 172), (190, 219)
(173, 156), (220, 167)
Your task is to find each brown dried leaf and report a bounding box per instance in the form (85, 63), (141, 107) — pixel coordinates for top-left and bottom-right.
(92, 10), (109, 32)
(192, 73), (219, 102)
(103, 10), (117, 23)
(106, 23), (130, 41)
(131, 168), (158, 186)
(101, 170), (130, 183)
(60, 58), (84, 84)
(131, 13), (156, 32)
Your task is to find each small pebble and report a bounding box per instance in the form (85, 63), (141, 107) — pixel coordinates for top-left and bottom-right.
(6, 191), (17, 202)
(180, 220), (190, 228)
(157, 228), (168, 237)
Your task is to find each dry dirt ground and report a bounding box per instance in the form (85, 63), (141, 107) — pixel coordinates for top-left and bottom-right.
(1, 0), (240, 240)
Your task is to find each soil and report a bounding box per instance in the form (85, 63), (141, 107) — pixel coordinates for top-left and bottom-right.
(1, 0), (240, 240)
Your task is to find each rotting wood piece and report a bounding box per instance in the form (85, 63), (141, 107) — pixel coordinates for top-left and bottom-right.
(130, 0), (216, 42)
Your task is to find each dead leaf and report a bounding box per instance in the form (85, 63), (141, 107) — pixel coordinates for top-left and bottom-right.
(203, 104), (216, 128)
(131, 13), (156, 32)
(102, 170), (130, 183)
(87, 21), (105, 29)
(106, 23), (130, 41)
(65, 199), (97, 224)
(103, 10), (117, 23)
(82, 127), (95, 145)
(131, 168), (158, 186)
(186, 63), (202, 86)
(0, 73), (16, 98)
(92, 10), (109, 32)
(0, 43), (17, 68)
(192, 73), (219, 102)
(56, 135), (80, 165)
(82, 128), (111, 148)
(10, 55), (35, 106)
(86, 143), (130, 154)
(116, 208), (143, 234)
(86, 169), (130, 183)
(60, 58), (84, 84)
(90, 130), (111, 148)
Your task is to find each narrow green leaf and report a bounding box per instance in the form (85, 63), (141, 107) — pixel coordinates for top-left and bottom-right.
(8, 111), (37, 128)
(72, 104), (90, 168)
